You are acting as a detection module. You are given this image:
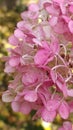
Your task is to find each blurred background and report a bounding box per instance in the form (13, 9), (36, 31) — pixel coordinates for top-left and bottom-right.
(0, 0), (72, 130)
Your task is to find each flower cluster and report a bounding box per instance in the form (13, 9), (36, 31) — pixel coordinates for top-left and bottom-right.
(2, 0), (73, 129)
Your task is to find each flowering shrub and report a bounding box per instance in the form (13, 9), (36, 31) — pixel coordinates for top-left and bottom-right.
(2, 0), (73, 129)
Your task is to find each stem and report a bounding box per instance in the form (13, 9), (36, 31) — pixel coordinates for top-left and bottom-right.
(60, 44), (67, 56)
(57, 53), (67, 66)
(51, 87), (57, 99)
(52, 64), (66, 70)
(65, 71), (72, 82)
(35, 83), (42, 92)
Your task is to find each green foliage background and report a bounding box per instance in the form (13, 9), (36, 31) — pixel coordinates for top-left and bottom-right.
(0, 1), (44, 129)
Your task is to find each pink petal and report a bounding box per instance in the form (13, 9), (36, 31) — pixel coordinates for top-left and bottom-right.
(53, 0), (64, 3)
(58, 101), (70, 119)
(21, 11), (28, 20)
(49, 16), (58, 26)
(17, 21), (26, 31)
(4, 64), (15, 73)
(54, 19), (68, 34)
(56, 74), (67, 97)
(22, 71), (37, 86)
(20, 102), (31, 114)
(28, 4), (39, 20)
(14, 29), (26, 39)
(39, 0), (51, 9)
(44, 2), (60, 16)
(62, 16), (70, 23)
(50, 42), (60, 54)
(41, 108), (56, 122)
(60, 3), (66, 14)
(50, 70), (57, 83)
(28, 3), (39, 12)
(46, 99), (60, 111)
(53, 0), (66, 14)
(68, 20), (73, 33)
(8, 35), (19, 46)
(17, 21), (32, 32)
(67, 89), (73, 97)
(24, 91), (38, 102)
(9, 57), (20, 67)
(63, 121), (72, 130)
(34, 49), (49, 65)
(28, 11), (38, 20)
(69, 5), (73, 13)
(11, 101), (20, 112)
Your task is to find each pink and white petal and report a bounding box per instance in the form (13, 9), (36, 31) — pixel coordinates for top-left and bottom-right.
(2, 91), (15, 102)
(11, 101), (20, 112)
(4, 64), (15, 73)
(67, 89), (73, 97)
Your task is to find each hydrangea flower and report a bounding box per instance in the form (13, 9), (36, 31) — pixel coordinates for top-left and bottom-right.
(2, 0), (73, 129)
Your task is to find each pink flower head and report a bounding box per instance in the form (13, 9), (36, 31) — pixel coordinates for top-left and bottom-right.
(2, 0), (73, 126)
